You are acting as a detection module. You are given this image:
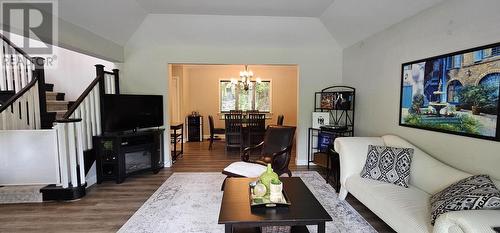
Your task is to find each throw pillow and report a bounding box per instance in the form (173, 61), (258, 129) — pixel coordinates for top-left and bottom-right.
(360, 145), (414, 188)
(430, 175), (500, 225)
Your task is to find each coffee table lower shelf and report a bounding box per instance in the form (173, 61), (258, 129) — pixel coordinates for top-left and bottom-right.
(231, 225), (309, 233)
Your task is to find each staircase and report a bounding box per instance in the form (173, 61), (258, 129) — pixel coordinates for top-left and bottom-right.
(44, 83), (71, 126)
(0, 32), (120, 203)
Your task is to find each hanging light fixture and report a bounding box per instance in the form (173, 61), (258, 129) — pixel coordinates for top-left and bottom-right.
(230, 65), (261, 91)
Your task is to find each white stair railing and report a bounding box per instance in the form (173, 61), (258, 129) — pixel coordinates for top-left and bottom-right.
(0, 82), (41, 130)
(53, 119), (85, 188)
(63, 65), (119, 151)
(68, 84), (102, 151)
(0, 39), (35, 93)
(0, 33), (47, 130)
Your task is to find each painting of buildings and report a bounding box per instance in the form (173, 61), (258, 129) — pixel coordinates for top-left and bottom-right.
(400, 44), (500, 140)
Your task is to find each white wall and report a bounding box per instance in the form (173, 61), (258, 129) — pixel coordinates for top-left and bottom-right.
(57, 18), (124, 62)
(123, 14), (343, 166)
(3, 30), (117, 100)
(0, 130), (59, 185)
(44, 46), (116, 100)
(343, 0), (500, 179)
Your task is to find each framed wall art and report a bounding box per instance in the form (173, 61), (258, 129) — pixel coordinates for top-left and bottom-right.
(400, 42), (500, 141)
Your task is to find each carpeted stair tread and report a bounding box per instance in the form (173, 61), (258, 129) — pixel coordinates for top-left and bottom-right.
(46, 100), (69, 112)
(46, 92), (65, 101)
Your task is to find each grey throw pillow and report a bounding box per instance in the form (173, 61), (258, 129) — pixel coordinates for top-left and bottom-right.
(430, 175), (500, 225)
(360, 145), (414, 188)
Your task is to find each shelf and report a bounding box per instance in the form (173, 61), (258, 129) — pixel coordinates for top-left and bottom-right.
(310, 86), (355, 169)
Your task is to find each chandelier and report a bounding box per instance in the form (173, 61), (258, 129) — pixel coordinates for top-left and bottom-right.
(231, 65), (261, 91)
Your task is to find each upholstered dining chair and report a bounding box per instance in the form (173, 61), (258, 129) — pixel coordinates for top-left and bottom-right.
(224, 113), (244, 151)
(222, 125), (296, 189)
(208, 115), (225, 150)
(277, 115), (284, 125)
(247, 113), (266, 146)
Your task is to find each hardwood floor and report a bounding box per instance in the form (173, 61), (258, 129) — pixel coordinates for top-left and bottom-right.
(0, 141), (394, 233)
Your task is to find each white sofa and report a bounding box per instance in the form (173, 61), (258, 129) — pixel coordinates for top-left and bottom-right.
(334, 135), (500, 233)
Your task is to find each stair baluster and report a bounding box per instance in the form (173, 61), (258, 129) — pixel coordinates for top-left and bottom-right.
(53, 119), (86, 189)
(62, 64), (119, 151)
(0, 56), (46, 130)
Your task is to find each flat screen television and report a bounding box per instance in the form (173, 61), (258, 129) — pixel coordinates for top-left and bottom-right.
(102, 94), (164, 132)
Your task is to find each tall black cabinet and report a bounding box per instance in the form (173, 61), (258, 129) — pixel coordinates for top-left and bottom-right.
(186, 115), (203, 142)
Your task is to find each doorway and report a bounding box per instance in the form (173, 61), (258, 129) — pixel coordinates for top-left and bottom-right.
(167, 64), (299, 169)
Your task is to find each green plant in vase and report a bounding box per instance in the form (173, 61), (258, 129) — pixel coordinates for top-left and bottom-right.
(259, 164), (279, 194)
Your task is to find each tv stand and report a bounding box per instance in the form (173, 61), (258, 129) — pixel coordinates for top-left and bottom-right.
(94, 129), (165, 184)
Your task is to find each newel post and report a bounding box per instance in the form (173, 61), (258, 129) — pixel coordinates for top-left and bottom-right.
(34, 57), (49, 128)
(112, 68), (120, 94)
(95, 64), (105, 133)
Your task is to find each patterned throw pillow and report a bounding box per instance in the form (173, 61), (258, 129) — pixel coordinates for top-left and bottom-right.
(360, 145), (414, 188)
(430, 175), (500, 225)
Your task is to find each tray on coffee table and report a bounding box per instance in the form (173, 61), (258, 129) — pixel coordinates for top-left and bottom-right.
(249, 185), (291, 207)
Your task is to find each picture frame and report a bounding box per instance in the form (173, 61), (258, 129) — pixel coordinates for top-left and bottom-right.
(399, 42), (500, 141)
(312, 112), (330, 129)
(320, 93), (334, 109)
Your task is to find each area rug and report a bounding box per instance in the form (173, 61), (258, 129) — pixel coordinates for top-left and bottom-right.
(118, 171), (377, 233)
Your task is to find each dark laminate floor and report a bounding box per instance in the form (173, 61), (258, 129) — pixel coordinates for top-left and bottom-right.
(0, 141), (394, 233)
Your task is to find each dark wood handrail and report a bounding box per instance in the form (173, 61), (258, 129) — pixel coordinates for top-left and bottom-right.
(0, 33), (33, 60)
(0, 32), (44, 114)
(0, 76), (38, 113)
(63, 76), (101, 119)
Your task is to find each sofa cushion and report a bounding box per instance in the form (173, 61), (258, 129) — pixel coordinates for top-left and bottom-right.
(360, 145), (414, 188)
(346, 175), (433, 233)
(381, 135), (471, 194)
(430, 175), (500, 225)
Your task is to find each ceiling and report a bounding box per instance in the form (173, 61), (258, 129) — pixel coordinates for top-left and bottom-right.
(56, 0), (445, 48)
(320, 0), (445, 47)
(136, 0), (335, 16)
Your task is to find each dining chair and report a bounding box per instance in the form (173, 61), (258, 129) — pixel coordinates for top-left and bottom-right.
(277, 115), (284, 125)
(208, 115), (225, 150)
(224, 113), (244, 151)
(247, 113), (266, 147)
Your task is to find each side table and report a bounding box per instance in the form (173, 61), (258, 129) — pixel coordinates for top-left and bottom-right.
(170, 122), (184, 162)
(326, 148), (340, 193)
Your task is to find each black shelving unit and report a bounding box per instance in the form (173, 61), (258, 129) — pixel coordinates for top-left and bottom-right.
(308, 86), (355, 169)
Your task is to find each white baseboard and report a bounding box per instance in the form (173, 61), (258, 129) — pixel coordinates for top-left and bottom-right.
(295, 159), (309, 166)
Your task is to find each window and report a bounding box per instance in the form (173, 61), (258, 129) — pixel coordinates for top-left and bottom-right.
(479, 73), (500, 98)
(473, 50), (483, 62)
(483, 49), (492, 58)
(220, 80), (271, 112)
(492, 46), (500, 56)
(452, 55), (462, 68)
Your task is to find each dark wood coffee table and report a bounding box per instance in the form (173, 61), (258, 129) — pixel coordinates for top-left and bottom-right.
(218, 177), (332, 233)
